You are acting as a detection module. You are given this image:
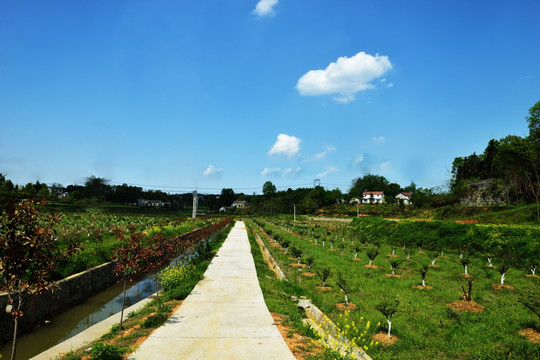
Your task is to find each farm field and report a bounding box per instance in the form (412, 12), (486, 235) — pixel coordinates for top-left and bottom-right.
(250, 217), (540, 360)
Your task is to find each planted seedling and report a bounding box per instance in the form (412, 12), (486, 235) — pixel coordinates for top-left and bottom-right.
(367, 248), (379, 265)
(375, 299), (399, 339)
(428, 251), (438, 266)
(354, 246), (361, 259)
(281, 239), (290, 254)
(336, 271), (352, 305)
(459, 279), (474, 301)
(419, 265), (429, 287)
(390, 259), (401, 275)
(460, 257), (470, 276)
(290, 246), (303, 264)
(339, 243), (346, 255)
(316, 267), (331, 287)
(405, 249), (412, 260)
(304, 255), (315, 271)
(485, 252), (494, 267)
(498, 263), (510, 285)
(528, 260), (538, 276)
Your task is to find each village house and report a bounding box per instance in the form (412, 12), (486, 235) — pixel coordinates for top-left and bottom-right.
(362, 191), (384, 204)
(231, 200), (248, 208)
(395, 192), (413, 205)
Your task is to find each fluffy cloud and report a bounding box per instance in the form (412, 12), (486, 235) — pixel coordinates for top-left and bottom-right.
(317, 166), (338, 178)
(253, 0), (278, 17)
(261, 167), (301, 177)
(373, 136), (385, 142)
(268, 134), (301, 157)
(203, 165), (223, 177)
(296, 51), (392, 103)
(314, 146), (337, 161)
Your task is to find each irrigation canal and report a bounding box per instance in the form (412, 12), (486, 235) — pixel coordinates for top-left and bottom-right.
(0, 272), (159, 360)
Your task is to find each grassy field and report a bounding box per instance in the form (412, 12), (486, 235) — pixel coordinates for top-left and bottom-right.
(252, 217), (540, 360)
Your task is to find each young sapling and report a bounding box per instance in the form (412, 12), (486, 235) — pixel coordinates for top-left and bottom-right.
(459, 279), (474, 301)
(419, 265), (429, 287)
(428, 251), (438, 265)
(316, 267), (331, 287)
(281, 239), (290, 254)
(390, 259), (400, 275)
(375, 299), (399, 339)
(354, 246), (361, 259)
(290, 246), (303, 264)
(339, 242), (346, 255)
(460, 257), (470, 276)
(367, 248), (379, 265)
(304, 255), (315, 271)
(336, 272), (352, 305)
(498, 263), (510, 285)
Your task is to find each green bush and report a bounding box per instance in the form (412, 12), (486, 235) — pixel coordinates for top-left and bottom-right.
(89, 343), (125, 360)
(141, 314), (168, 328)
(159, 264), (196, 292)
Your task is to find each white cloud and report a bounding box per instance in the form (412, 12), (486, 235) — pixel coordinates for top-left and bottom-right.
(314, 146), (337, 161)
(373, 136), (385, 142)
(253, 0), (278, 17)
(376, 161), (391, 173)
(268, 134), (301, 157)
(261, 167), (281, 176)
(352, 154), (365, 168)
(203, 165), (223, 177)
(317, 166), (338, 178)
(296, 51), (392, 103)
(282, 167), (302, 177)
(261, 167), (301, 177)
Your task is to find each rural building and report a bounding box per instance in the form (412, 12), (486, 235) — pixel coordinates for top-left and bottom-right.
(395, 192), (413, 205)
(362, 191), (384, 204)
(231, 200), (248, 208)
(137, 199), (169, 207)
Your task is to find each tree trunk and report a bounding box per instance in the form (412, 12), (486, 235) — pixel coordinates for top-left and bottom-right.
(464, 265), (468, 275)
(392, 268), (395, 275)
(11, 317), (18, 360)
(387, 319), (392, 338)
(344, 294), (348, 306)
(120, 279), (127, 329)
(422, 278), (426, 287)
(500, 273), (506, 285)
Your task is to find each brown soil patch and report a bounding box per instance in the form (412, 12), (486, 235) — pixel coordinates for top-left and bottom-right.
(271, 243), (281, 247)
(336, 302), (357, 311)
(525, 274), (540, 279)
(460, 273), (472, 278)
(386, 254), (398, 258)
(456, 219), (479, 224)
(447, 300), (486, 313)
(373, 331), (399, 346)
(352, 258), (363, 262)
(270, 313), (323, 359)
(412, 285), (433, 290)
(385, 274), (402, 278)
(428, 264), (440, 268)
(316, 285), (332, 291)
(328, 249), (337, 252)
(519, 328), (540, 343)
(302, 272), (316, 277)
(365, 264), (379, 269)
(492, 283), (515, 291)
(290, 263), (307, 268)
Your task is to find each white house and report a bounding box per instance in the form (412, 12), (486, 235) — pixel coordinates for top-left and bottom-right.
(231, 200), (248, 208)
(362, 191), (384, 204)
(395, 192), (413, 205)
(349, 198), (362, 204)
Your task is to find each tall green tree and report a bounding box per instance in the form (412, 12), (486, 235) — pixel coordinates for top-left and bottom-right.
(262, 181), (277, 196)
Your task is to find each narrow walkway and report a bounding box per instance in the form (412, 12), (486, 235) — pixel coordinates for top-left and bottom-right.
(128, 221), (295, 360)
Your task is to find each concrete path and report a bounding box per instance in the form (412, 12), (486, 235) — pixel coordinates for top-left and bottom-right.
(128, 221), (295, 360)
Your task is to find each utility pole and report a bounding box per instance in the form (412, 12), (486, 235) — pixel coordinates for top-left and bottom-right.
(294, 204), (296, 223)
(192, 190), (198, 219)
(356, 202), (359, 217)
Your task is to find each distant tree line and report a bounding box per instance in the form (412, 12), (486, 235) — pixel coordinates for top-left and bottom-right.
(451, 100), (540, 211)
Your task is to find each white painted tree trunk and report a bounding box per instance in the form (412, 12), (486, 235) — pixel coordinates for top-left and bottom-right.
(392, 267), (395, 275)
(297, 258), (300, 264)
(459, 253), (463, 259)
(330, 243), (333, 249)
(487, 258), (493, 267)
(392, 249), (395, 255)
(431, 259), (437, 265)
(440, 250), (444, 257)
(354, 253), (358, 258)
(344, 294), (349, 306)
(369, 259), (373, 265)
(387, 319), (392, 338)
(407, 254), (411, 259)
(322, 241), (325, 246)
(500, 272), (506, 285)
(531, 266), (537, 275)
(422, 278), (426, 287)
(464, 265), (468, 275)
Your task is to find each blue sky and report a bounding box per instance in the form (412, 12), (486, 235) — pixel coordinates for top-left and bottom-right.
(1, 0), (539, 194)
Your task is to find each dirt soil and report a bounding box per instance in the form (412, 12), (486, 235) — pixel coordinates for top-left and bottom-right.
(412, 285), (433, 290)
(365, 264), (379, 269)
(290, 263), (307, 268)
(447, 300), (486, 313)
(373, 331), (399, 346)
(385, 274), (402, 278)
(315, 285), (332, 291)
(336, 302), (357, 311)
(302, 272), (316, 277)
(519, 328), (540, 343)
(492, 283), (515, 291)
(352, 258), (363, 262)
(271, 313), (323, 359)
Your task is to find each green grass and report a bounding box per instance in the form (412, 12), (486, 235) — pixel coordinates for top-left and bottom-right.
(254, 218), (540, 360)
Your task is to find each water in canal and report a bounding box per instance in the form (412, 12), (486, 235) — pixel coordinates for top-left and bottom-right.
(0, 273), (158, 360)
